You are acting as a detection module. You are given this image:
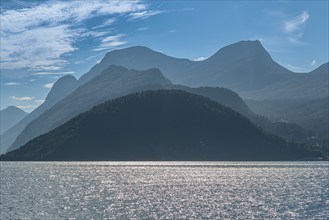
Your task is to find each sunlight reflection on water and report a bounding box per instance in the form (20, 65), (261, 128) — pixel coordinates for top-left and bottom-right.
(1, 161), (328, 219)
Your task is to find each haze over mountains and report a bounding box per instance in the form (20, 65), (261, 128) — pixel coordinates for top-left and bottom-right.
(1, 90), (320, 161)
(1, 40), (328, 160)
(83, 40), (328, 100)
(0, 75), (78, 154)
(0, 106), (27, 135)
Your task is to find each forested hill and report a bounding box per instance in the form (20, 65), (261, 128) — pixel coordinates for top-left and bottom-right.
(0, 90), (322, 161)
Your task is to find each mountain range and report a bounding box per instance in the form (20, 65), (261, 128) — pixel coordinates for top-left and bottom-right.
(0, 75), (78, 154)
(1, 90), (320, 161)
(80, 40), (328, 99)
(1, 40), (327, 160)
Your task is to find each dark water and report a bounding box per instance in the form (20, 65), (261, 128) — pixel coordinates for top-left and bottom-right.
(1, 162), (328, 219)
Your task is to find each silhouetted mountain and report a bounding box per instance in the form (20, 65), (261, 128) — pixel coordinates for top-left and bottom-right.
(0, 106), (27, 135)
(1, 90), (320, 161)
(0, 75), (78, 154)
(180, 40), (294, 90)
(242, 62), (329, 99)
(79, 46), (198, 85)
(7, 70), (312, 153)
(7, 66), (172, 152)
(76, 41), (327, 99)
(4, 41), (326, 153)
(246, 97), (329, 139)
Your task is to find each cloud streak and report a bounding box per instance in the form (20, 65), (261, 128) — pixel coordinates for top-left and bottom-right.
(4, 82), (21, 86)
(43, 83), (55, 89)
(33, 71), (75, 75)
(284, 11), (309, 33)
(10, 96), (35, 101)
(129, 10), (163, 20)
(193, 57), (207, 61)
(93, 34), (127, 51)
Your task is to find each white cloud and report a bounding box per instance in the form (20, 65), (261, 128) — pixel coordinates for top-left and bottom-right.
(282, 11), (310, 46)
(93, 34), (127, 51)
(193, 57), (207, 61)
(168, 29), (177, 33)
(92, 18), (117, 29)
(129, 10), (163, 20)
(15, 105), (36, 109)
(137, 27), (150, 31)
(33, 71), (75, 75)
(0, 1), (149, 71)
(286, 64), (305, 72)
(43, 83), (55, 89)
(4, 82), (21, 86)
(10, 96), (34, 101)
(284, 11), (309, 33)
(310, 60), (317, 66)
(34, 99), (45, 104)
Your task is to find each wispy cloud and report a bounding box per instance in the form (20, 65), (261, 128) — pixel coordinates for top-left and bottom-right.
(129, 10), (163, 20)
(15, 105), (37, 110)
(33, 71), (75, 75)
(34, 99), (45, 104)
(10, 96), (34, 101)
(137, 27), (150, 31)
(310, 60), (317, 66)
(0, 1), (149, 71)
(92, 18), (117, 29)
(92, 34), (127, 51)
(4, 82), (21, 86)
(193, 56), (207, 61)
(282, 11), (310, 46)
(43, 83), (55, 89)
(284, 11), (309, 33)
(286, 64), (305, 72)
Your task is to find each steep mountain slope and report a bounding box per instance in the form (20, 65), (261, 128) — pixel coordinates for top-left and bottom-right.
(242, 62), (329, 100)
(0, 75), (78, 154)
(1, 90), (318, 161)
(8, 71), (312, 153)
(77, 41), (327, 99)
(8, 66), (172, 152)
(246, 97), (329, 138)
(180, 40), (294, 89)
(0, 106), (27, 134)
(79, 46), (198, 85)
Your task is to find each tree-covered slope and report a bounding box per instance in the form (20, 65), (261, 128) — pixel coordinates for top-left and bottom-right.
(1, 90), (320, 161)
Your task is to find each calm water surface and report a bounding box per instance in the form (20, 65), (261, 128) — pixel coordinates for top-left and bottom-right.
(1, 161), (328, 219)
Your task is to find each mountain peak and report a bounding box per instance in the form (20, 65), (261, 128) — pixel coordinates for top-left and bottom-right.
(1, 106), (26, 114)
(45, 75), (78, 105)
(210, 40), (268, 60)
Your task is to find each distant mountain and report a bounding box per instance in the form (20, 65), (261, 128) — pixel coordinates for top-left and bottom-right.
(79, 46), (198, 85)
(0, 106), (27, 135)
(7, 67), (312, 153)
(7, 66), (172, 152)
(81, 41), (327, 99)
(179, 40), (294, 90)
(1, 90), (319, 161)
(0, 75), (78, 154)
(246, 97), (329, 139)
(241, 62), (329, 100)
(4, 41), (326, 153)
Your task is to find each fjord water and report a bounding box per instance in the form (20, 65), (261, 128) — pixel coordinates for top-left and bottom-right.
(1, 162), (328, 219)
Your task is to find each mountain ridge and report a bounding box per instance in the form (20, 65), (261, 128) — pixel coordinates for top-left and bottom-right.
(0, 106), (27, 135)
(1, 90), (320, 161)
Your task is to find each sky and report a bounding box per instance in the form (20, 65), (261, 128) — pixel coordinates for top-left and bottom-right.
(1, 0), (328, 112)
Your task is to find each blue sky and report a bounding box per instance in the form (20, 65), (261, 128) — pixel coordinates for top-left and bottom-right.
(1, 0), (328, 112)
